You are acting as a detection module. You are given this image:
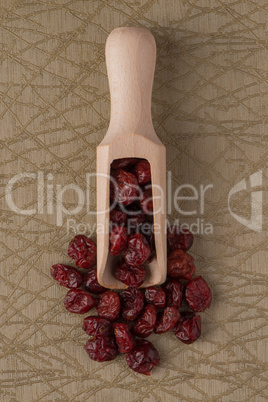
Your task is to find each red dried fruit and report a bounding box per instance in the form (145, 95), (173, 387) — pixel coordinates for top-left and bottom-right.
(110, 208), (127, 225)
(82, 316), (112, 337)
(164, 279), (184, 308)
(173, 312), (201, 344)
(124, 233), (151, 267)
(140, 188), (153, 215)
(154, 307), (180, 334)
(125, 339), (160, 375)
(167, 249), (195, 280)
(120, 287), (144, 322)
(132, 159), (151, 185)
(115, 259), (146, 288)
(109, 225), (128, 256)
(68, 235), (96, 269)
(83, 268), (106, 294)
(167, 226), (194, 252)
(127, 213), (146, 228)
(50, 264), (83, 289)
(113, 323), (136, 353)
(111, 158), (139, 170)
(132, 304), (157, 338)
(84, 336), (119, 362)
(144, 286), (166, 308)
(185, 275), (212, 312)
(97, 291), (121, 321)
(64, 289), (96, 314)
(141, 221), (156, 262)
(110, 169), (139, 206)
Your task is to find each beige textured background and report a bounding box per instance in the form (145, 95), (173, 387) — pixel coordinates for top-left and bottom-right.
(0, 1), (268, 401)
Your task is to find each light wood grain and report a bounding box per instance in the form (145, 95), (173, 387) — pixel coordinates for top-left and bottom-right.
(97, 27), (167, 289)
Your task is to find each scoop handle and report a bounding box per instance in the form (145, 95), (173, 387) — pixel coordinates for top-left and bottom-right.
(105, 27), (156, 137)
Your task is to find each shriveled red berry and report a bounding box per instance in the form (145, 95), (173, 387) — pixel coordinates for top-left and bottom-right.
(144, 286), (166, 308)
(84, 336), (118, 362)
(64, 289), (96, 314)
(110, 169), (139, 206)
(51, 264), (83, 289)
(154, 307), (180, 334)
(83, 268), (106, 294)
(164, 279), (184, 308)
(141, 221), (156, 263)
(124, 233), (151, 267)
(97, 291), (121, 321)
(133, 304), (157, 338)
(127, 213), (146, 229)
(109, 225), (128, 256)
(115, 259), (146, 287)
(82, 316), (112, 337)
(167, 249), (195, 280)
(68, 235), (96, 269)
(173, 312), (201, 344)
(185, 276), (212, 312)
(132, 159), (151, 185)
(111, 158), (139, 170)
(120, 287), (144, 322)
(125, 339), (160, 375)
(110, 208), (127, 225)
(140, 188), (153, 215)
(113, 323), (136, 353)
(167, 226), (194, 251)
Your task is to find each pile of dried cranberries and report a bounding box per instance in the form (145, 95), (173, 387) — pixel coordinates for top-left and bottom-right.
(51, 158), (211, 375)
(51, 226), (212, 375)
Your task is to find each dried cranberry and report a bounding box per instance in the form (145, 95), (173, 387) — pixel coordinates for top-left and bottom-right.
(115, 259), (146, 288)
(68, 235), (96, 269)
(164, 279), (184, 308)
(109, 225), (128, 256)
(167, 226), (194, 251)
(83, 269), (106, 294)
(173, 312), (201, 344)
(126, 207), (147, 234)
(141, 221), (156, 262)
(167, 249), (195, 280)
(132, 159), (151, 185)
(97, 291), (121, 321)
(82, 316), (112, 337)
(111, 158), (139, 170)
(113, 323), (136, 353)
(124, 233), (151, 267)
(84, 336), (118, 362)
(120, 287), (144, 322)
(64, 289), (96, 314)
(110, 208), (127, 225)
(125, 339), (160, 375)
(154, 307), (180, 334)
(110, 169), (139, 206)
(185, 276), (212, 312)
(140, 188), (153, 215)
(50, 264), (83, 289)
(132, 304), (157, 338)
(144, 286), (166, 308)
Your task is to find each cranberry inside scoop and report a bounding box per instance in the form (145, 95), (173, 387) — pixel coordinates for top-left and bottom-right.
(115, 259), (146, 288)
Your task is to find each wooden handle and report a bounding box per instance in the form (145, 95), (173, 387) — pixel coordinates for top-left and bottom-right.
(105, 27), (156, 136)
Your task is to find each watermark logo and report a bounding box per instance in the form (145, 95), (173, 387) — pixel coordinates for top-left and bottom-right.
(228, 170), (262, 232)
(4, 171), (214, 232)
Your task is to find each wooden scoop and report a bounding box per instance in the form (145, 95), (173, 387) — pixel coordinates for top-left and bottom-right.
(96, 27), (166, 289)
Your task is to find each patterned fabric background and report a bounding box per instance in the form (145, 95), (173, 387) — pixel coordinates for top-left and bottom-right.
(0, 1), (267, 401)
